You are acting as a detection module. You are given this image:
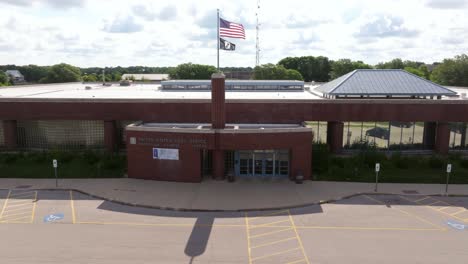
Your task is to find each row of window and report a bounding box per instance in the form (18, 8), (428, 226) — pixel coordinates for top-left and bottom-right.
(307, 121), (468, 150)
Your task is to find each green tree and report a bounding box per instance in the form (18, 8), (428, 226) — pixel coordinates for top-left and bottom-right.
(418, 65), (431, 79)
(376, 58), (425, 70)
(0, 71), (9, 86)
(253, 64), (303, 80)
(40, 63), (82, 83)
(431, 54), (468, 86)
(278, 56), (331, 82)
(169, 63), (217, 79)
(18, 65), (49, 83)
(82, 73), (98, 82)
(404, 67), (426, 78)
(330, 59), (373, 79)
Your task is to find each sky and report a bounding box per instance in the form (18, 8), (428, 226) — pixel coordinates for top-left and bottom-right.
(0, 0), (467, 67)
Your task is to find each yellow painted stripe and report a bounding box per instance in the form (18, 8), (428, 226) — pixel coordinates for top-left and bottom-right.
(288, 259), (307, 264)
(450, 209), (466, 216)
(1, 211), (31, 218)
(4, 202), (34, 209)
(294, 226), (443, 231)
(245, 213), (252, 264)
(288, 210), (310, 264)
(0, 215), (31, 222)
(399, 195), (466, 225)
(249, 220), (290, 229)
(30, 191), (37, 223)
(250, 237), (297, 249)
(363, 195), (445, 230)
(0, 190), (12, 219)
(251, 247), (300, 262)
(414, 196), (431, 203)
(70, 191), (76, 224)
(250, 227), (294, 239)
(77, 221), (244, 227)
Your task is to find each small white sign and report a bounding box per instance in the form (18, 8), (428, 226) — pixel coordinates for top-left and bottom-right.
(130, 137), (136, 145)
(53, 159), (58, 168)
(375, 163), (380, 172)
(153, 148), (179, 160)
(447, 164), (452, 173)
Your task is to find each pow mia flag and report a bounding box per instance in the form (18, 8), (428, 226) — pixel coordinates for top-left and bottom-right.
(220, 38), (236, 51)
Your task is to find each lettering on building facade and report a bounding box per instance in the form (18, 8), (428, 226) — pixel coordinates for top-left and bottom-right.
(136, 137), (208, 149)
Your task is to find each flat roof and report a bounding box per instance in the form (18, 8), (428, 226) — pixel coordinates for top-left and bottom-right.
(0, 82), (321, 100)
(0, 82), (466, 101)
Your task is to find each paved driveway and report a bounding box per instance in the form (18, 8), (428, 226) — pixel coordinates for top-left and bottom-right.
(0, 189), (467, 263)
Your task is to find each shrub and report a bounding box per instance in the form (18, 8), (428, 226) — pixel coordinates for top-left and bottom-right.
(0, 153), (19, 164)
(428, 155), (446, 169)
(459, 159), (468, 169)
(312, 143), (329, 174)
(391, 153), (412, 169)
(82, 150), (100, 165)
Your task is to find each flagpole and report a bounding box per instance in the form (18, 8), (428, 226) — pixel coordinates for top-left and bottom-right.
(217, 9), (220, 71)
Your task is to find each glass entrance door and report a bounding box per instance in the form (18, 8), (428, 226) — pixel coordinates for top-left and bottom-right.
(235, 150), (289, 178)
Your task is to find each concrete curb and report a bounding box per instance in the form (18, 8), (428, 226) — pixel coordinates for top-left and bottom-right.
(2, 187), (467, 213)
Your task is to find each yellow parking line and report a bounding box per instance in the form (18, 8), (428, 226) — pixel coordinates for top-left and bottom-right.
(250, 237), (297, 249)
(250, 227), (294, 239)
(0, 190), (11, 219)
(245, 213), (252, 264)
(414, 197), (431, 203)
(450, 209), (466, 216)
(364, 195), (444, 230)
(427, 201), (446, 206)
(249, 220), (290, 229)
(288, 210), (310, 264)
(30, 191), (37, 223)
(1, 211), (32, 218)
(3, 206), (34, 214)
(294, 226), (443, 231)
(4, 202), (34, 208)
(400, 195), (467, 224)
(70, 191), (76, 224)
(251, 247), (300, 262)
(1, 215), (31, 223)
(437, 206), (451, 211)
(288, 259), (307, 264)
(248, 209), (289, 221)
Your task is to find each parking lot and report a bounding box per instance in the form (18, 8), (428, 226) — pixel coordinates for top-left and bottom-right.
(0, 189), (467, 263)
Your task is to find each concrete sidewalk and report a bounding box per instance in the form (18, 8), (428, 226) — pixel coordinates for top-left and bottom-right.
(0, 178), (467, 211)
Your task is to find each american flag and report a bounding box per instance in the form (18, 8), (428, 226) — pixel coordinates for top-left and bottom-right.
(219, 18), (245, 39)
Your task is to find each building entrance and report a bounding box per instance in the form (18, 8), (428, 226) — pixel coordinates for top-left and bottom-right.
(235, 150), (289, 177)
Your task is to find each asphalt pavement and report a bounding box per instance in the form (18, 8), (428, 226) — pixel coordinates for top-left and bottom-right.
(0, 189), (467, 263)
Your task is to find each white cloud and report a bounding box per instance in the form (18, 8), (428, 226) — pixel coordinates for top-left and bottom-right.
(0, 0), (467, 67)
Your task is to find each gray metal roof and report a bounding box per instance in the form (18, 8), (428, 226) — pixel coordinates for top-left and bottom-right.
(5, 70), (24, 78)
(316, 69), (456, 96)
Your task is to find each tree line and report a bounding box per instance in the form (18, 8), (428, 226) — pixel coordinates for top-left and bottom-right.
(1, 54), (467, 87)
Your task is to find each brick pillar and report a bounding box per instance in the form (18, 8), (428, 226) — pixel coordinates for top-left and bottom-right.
(435, 122), (450, 155)
(211, 73), (225, 179)
(211, 73), (226, 129)
(3, 120), (18, 149)
(104, 120), (117, 152)
(327, 121), (344, 154)
(423, 122), (437, 149)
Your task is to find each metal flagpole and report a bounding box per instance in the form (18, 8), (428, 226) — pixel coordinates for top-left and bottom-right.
(217, 9), (220, 71)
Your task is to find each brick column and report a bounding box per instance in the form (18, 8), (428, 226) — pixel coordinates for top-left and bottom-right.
(3, 120), (18, 149)
(104, 120), (117, 152)
(211, 73), (225, 180)
(435, 122), (450, 155)
(423, 122), (437, 149)
(327, 121), (344, 154)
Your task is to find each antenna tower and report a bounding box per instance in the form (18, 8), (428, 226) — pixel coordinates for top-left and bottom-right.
(255, 0), (260, 66)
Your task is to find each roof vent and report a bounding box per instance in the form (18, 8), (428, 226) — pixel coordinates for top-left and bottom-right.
(85, 86), (92, 90)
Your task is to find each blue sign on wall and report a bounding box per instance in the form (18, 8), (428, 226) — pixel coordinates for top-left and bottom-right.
(43, 213), (64, 223)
